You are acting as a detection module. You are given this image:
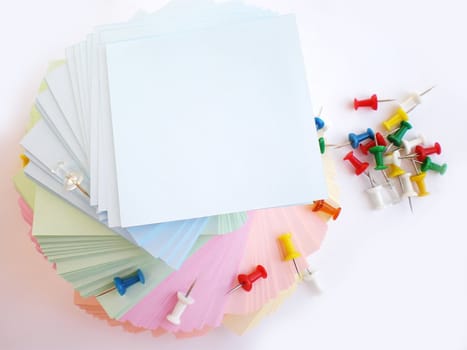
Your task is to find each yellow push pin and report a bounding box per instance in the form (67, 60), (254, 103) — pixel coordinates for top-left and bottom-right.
(387, 164), (405, 178)
(20, 154), (30, 168)
(278, 233), (301, 278)
(382, 107), (409, 131)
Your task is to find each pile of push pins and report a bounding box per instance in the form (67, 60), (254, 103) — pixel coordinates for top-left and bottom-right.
(317, 87), (447, 212)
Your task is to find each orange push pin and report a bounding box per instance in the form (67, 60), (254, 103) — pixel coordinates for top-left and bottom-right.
(311, 199), (341, 220)
(278, 233), (301, 278)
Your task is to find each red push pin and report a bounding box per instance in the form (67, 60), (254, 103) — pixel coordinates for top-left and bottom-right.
(415, 142), (441, 161)
(359, 132), (387, 155)
(353, 94), (395, 110)
(227, 265), (267, 294)
(311, 200), (341, 220)
(343, 151), (369, 175)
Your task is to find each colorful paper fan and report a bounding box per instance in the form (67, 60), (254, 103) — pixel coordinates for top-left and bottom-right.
(14, 0), (341, 338)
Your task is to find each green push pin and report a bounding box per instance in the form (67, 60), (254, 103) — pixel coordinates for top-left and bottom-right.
(387, 120), (412, 147)
(319, 137), (326, 154)
(420, 156), (447, 175)
(369, 145), (388, 170)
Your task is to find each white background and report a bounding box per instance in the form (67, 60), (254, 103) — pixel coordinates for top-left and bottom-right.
(1, 0), (467, 349)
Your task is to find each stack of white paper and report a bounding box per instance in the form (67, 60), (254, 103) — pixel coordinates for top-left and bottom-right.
(20, 0), (327, 270)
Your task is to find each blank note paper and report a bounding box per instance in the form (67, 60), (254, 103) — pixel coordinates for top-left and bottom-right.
(107, 15), (327, 227)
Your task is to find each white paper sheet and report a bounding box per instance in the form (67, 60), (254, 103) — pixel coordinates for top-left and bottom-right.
(106, 14), (328, 227)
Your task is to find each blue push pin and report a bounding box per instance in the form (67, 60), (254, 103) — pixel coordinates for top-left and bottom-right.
(97, 269), (145, 297)
(348, 128), (375, 149)
(314, 117), (325, 131)
(114, 269), (145, 295)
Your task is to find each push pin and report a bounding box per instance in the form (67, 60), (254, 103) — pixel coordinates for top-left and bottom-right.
(387, 120), (412, 148)
(382, 86), (435, 131)
(20, 154), (30, 168)
(166, 280), (197, 326)
(382, 107), (409, 131)
(311, 199), (341, 220)
(227, 265), (267, 294)
(387, 164), (405, 178)
(383, 150), (402, 168)
(319, 137), (326, 154)
(365, 172), (387, 209)
(414, 142), (442, 161)
(278, 233), (302, 278)
(348, 128), (375, 149)
(314, 107), (330, 136)
(302, 268), (322, 293)
(353, 94), (395, 110)
(369, 146), (387, 170)
(420, 157), (447, 175)
(51, 161), (89, 198)
(343, 150), (369, 175)
(359, 132), (387, 155)
(402, 134), (425, 154)
(399, 173), (418, 213)
(410, 160), (429, 197)
(96, 269), (145, 297)
(399, 86), (436, 113)
(315, 117), (325, 131)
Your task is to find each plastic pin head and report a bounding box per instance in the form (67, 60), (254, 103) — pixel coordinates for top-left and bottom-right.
(383, 150), (402, 167)
(20, 154), (30, 168)
(366, 185), (387, 209)
(382, 107), (409, 131)
(278, 233), (302, 277)
(228, 265), (267, 294)
(399, 173), (418, 198)
(319, 137), (326, 154)
(387, 121), (412, 147)
(359, 132), (387, 155)
(114, 269), (145, 295)
(344, 151), (369, 175)
(96, 269), (145, 297)
(166, 280), (197, 326)
(311, 199), (341, 220)
(387, 164), (405, 178)
(314, 117), (325, 131)
(415, 142), (441, 161)
(420, 156), (447, 175)
(278, 233), (301, 261)
(302, 268), (322, 293)
(51, 161), (89, 197)
(353, 94), (394, 110)
(410, 173), (429, 197)
(348, 128), (375, 149)
(369, 145), (388, 170)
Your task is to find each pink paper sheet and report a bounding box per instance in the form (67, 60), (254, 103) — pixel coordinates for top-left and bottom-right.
(224, 205), (327, 314)
(119, 213), (253, 332)
(121, 206), (327, 331)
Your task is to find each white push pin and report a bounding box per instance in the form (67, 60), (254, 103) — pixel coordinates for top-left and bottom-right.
(366, 185), (387, 209)
(365, 172), (387, 210)
(402, 134), (425, 154)
(383, 149), (402, 167)
(166, 280), (196, 326)
(400, 86), (435, 113)
(51, 161), (89, 197)
(302, 268), (322, 293)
